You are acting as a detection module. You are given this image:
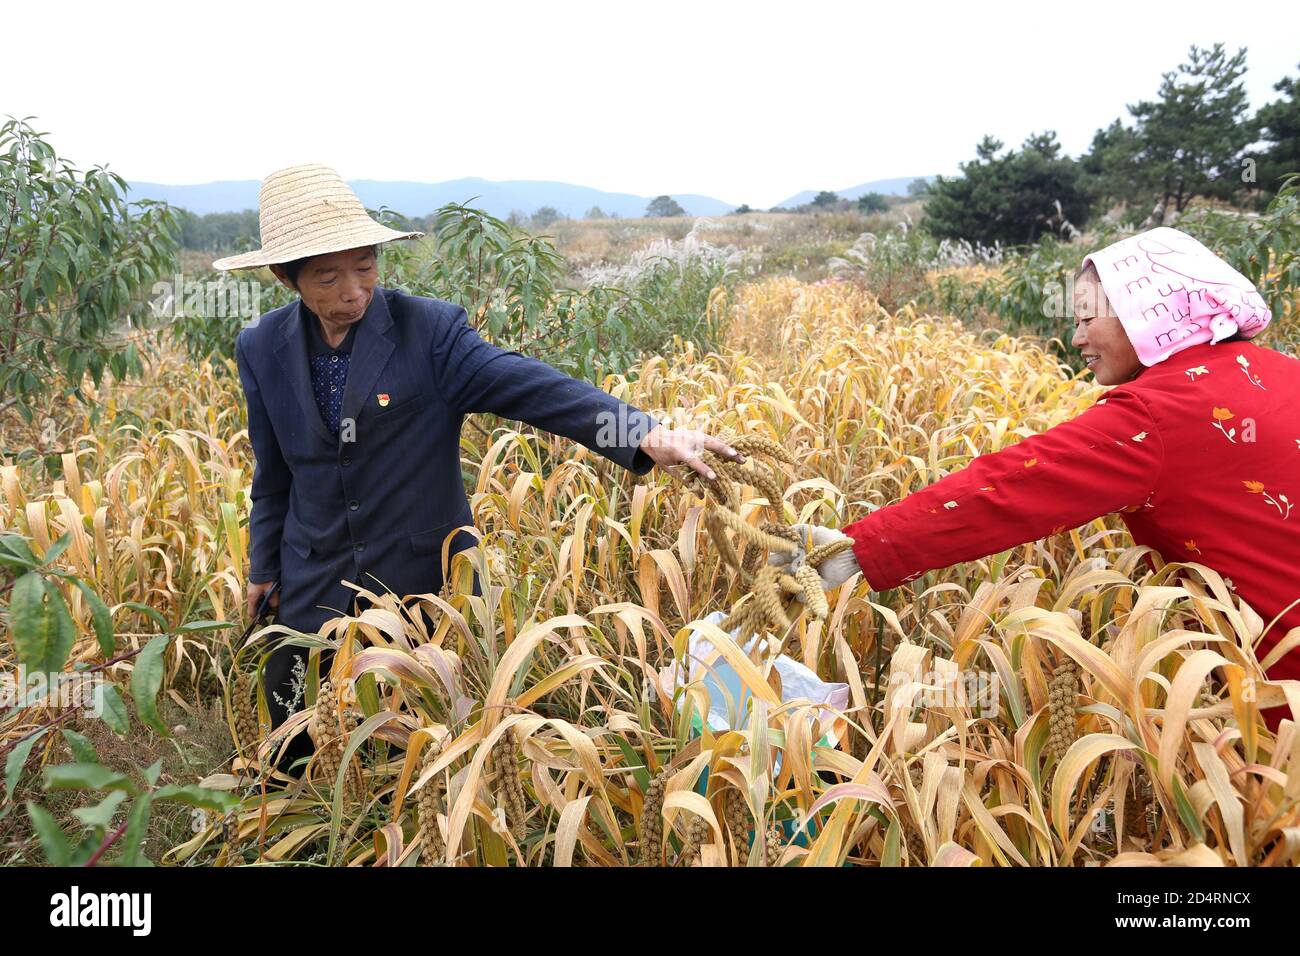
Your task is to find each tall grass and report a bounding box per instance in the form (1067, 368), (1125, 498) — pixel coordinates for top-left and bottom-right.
(5, 278), (1295, 866)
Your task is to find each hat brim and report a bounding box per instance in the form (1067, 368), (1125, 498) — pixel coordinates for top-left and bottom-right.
(211, 222), (424, 271)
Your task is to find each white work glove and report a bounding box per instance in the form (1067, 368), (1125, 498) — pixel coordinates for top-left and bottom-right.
(767, 523), (862, 591)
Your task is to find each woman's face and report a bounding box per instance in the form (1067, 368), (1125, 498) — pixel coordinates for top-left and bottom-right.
(1071, 274), (1143, 386)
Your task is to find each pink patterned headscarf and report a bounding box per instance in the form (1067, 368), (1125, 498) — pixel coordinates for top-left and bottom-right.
(1080, 226), (1272, 367)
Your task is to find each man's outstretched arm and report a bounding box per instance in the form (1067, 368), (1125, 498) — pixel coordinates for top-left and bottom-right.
(433, 303), (742, 478)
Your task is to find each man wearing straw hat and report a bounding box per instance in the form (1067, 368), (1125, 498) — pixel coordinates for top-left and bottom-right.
(215, 164), (742, 772)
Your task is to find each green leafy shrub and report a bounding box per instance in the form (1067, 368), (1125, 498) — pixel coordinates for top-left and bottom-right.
(1, 532), (235, 865)
(0, 117), (181, 422)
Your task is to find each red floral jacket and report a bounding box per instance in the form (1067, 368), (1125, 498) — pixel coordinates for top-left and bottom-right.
(843, 340), (1300, 690)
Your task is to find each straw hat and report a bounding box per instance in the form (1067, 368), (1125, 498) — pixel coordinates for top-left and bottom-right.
(211, 163), (423, 271)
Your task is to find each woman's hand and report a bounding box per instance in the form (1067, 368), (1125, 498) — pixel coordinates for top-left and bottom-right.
(768, 523), (862, 590)
(638, 424), (745, 480)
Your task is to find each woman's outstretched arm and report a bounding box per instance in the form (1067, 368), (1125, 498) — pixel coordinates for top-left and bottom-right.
(842, 387), (1165, 590)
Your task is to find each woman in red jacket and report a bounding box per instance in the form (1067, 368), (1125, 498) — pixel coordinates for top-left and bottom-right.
(775, 227), (1298, 730)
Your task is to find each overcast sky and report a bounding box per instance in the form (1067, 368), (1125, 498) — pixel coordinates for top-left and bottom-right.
(7, 0), (1298, 209)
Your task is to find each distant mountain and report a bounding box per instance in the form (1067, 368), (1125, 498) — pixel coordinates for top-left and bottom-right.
(125, 177), (739, 219)
(773, 176), (931, 210)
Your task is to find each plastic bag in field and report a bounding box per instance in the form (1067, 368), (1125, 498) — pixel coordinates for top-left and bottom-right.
(653, 611), (850, 745)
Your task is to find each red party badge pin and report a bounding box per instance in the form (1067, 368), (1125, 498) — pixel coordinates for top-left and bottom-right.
(377, 393), (390, 407)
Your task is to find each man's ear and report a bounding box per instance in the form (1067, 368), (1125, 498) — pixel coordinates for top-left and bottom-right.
(268, 264), (297, 293)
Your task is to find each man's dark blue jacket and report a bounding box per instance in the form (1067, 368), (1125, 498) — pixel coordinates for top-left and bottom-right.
(234, 286), (659, 632)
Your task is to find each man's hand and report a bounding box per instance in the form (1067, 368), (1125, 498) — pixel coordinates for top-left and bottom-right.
(768, 523), (862, 590)
(246, 579), (280, 621)
(638, 424), (745, 481)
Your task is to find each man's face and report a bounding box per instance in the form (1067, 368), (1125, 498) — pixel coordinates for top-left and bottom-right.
(272, 246), (377, 329)
(1071, 275), (1142, 386)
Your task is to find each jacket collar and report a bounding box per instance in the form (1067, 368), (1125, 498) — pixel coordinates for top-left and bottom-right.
(304, 305), (359, 356)
(273, 288), (396, 445)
